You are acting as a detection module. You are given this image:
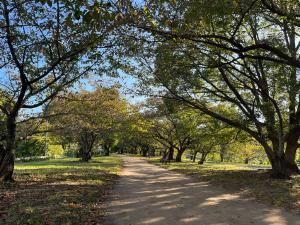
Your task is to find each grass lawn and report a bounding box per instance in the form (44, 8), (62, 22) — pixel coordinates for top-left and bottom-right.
(147, 157), (300, 213)
(0, 156), (122, 225)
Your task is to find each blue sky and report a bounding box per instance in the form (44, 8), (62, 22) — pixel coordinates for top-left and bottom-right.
(0, 68), (146, 119)
(72, 70), (146, 104)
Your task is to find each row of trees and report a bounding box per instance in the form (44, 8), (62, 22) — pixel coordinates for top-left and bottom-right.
(115, 0), (300, 178)
(1, 0), (300, 180)
(44, 88), (268, 166)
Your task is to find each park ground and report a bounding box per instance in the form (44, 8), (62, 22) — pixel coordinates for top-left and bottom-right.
(0, 157), (122, 225)
(105, 156), (300, 225)
(0, 155), (300, 225)
(146, 157), (300, 213)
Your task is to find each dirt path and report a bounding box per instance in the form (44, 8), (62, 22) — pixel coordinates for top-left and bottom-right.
(104, 156), (300, 225)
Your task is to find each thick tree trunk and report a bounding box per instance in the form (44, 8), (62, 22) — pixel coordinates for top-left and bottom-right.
(175, 149), (185, 162)
(260, 140), (299, 178)
(285, 134), (300, 175)
(269, 155), (299, 179)
(81, 142), (92, 162)
(167, 146), (174, 161)
(80, 132), (94, 161)
(0, 116), (16, 181)
(265, 137), (299, 178)
(82, 150), (92, 161)
(270, 156), (289, 179)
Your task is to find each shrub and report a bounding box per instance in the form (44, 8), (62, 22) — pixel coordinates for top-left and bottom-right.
(47, 144), (64, 158)
(16, 138), (46, 157)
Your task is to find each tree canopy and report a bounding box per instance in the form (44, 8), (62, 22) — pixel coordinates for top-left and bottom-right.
(1, 0), (300, 181)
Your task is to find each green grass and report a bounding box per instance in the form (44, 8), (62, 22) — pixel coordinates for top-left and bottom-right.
(147, 157), (300, 213)
(0, 156), (122, 225)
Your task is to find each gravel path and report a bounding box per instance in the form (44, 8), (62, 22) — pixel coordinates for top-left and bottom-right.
(104, 156), (300, 225)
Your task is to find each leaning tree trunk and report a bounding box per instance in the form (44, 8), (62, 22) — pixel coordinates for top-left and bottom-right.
(175, 149), (185, 162)
(192, 151), (198, 162)
(198, 152), (207, 165)
(0, 116), (16, 181)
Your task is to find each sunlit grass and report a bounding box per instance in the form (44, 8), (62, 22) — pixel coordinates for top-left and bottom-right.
(0, 156), (122, 225)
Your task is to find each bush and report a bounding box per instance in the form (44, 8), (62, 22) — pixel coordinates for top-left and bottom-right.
(16, 138), (46, 157)
(47, 144), (64, 158)
(64, 143), (78, 157)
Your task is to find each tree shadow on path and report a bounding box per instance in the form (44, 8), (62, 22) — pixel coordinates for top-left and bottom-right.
(105, 157), (300, 225)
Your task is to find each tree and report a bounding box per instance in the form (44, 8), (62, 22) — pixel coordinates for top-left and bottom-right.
(153, 37), (299, 178)
(187, 113), (235, 164)
(122, 1), (300, 178)
(47, 86), (128, 161)
(132, 0), (300, 68)
(0, 0), (121, 180)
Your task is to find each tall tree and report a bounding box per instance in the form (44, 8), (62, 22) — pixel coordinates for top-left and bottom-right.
(121, 0), (300, 178)
(47, 86), (128, 161)
(0, 0), (120, 180)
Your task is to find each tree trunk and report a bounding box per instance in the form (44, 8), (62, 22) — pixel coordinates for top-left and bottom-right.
(260, 140), (299, 178)
(80, 132), (94, 161)
(198, 152), (207, 165)
(220, 144), (225, 162)
(81, 141), (92, 162)
(244, 157), (249, 164)
(285, 133), (300, 175)
(104, 145), (110, 156)
(175, 149), (185, 162)
(133, 146), (138, 154)
(167, 146), (174, 161)
(262, 137), (300, 178)
(0, 116), (16, 181)
(269, 154), (299, 179)
(193, 151), (198, 162)
(82, 150), (92, 161)
(141, 146), (148, 157)
(220, 154), (224, 163)
(161, 150), (168, 162)
(270, 155), (289, 179)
